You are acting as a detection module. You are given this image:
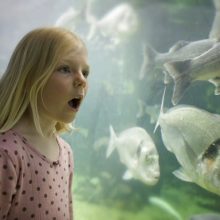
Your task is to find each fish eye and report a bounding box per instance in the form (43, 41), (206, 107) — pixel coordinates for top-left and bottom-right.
(202, 138), (220, 160)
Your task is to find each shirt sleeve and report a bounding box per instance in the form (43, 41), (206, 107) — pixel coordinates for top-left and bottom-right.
(0, 149), (18, 219)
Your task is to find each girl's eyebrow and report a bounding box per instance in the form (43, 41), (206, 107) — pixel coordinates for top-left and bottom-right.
(58, 59), (90, 71)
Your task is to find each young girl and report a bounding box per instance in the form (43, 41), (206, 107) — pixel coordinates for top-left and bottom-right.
(0, 27), (90, 220)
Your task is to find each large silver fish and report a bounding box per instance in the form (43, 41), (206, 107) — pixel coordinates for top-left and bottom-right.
(164, 42), (220, 105)
(190, 213), (220, 220)
(106, 125), (160, 185)
(139, 39), (217, 83)
(159, 105), (220, 196)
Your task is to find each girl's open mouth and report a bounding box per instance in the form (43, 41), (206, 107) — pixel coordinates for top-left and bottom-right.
(68, 98), (81, 110)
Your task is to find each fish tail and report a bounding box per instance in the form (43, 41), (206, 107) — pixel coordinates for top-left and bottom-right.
(106, 125), (117, 158)
(139, 43), (158, 79)
(164, 60), (191, 105)
(87, 23), (97, 40)
(86, 1), (98, 41)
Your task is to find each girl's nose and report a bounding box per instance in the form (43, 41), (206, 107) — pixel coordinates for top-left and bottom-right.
(73, 71), (87, 88)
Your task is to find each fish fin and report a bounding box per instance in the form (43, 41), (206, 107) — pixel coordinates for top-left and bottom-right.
(164, 60), (191, 79)
(106, 125), (117, 158)
(173, 168), (192, 182)
(164, 60), (191, 105)
(209, 77), (220, 95)
(154, 85), (167, 133)
(86, 6), (98, 41)
(163, 70), (173, 84)
(169, 40), (190, 53)
(87, 23), (97, 40)
(123, 170), (133, 180)
(139, 43), (158, 79)
(172, 75), (190, 105)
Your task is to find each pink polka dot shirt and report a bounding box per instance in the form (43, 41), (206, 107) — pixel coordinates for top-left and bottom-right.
(0, 130), (74, 220)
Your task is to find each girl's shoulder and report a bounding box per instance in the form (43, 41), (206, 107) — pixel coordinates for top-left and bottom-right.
(0, 130), (24, 174)
(0, 129), (25, 159)
(57, 135), (73, 155)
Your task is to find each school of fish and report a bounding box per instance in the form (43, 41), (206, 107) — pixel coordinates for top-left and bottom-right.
(104, 0), (220, 200)
(54, 0), (220, 210)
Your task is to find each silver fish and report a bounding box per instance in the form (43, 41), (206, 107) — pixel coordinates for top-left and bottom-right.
(106, 125), (160, 185)
(190, 213), (220, 220)
(87, 3), (138, 47)
(159, 105), (220, 196)
(54, 1), (94, 36)
(139, 39), (217, 83)
(164, 42), (220, 105)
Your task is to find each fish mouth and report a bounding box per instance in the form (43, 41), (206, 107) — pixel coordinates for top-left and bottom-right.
(68, 96), (83, 110)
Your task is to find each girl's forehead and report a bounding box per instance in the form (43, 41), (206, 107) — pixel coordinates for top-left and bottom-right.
(62, 45), (87, 59)
(59, 47), (89, 67)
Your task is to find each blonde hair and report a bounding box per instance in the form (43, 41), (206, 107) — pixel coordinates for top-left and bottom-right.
(0, 27), (86, 135)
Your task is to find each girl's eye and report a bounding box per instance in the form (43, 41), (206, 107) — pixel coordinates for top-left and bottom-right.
(57, 65), (71, 74)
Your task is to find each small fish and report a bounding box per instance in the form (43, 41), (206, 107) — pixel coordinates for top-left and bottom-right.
(106, 125), (160, 185)
(87, 3), (138, 47)
(54, 1), (94, 36)
(164, 42), (220, 105)
(149, 196), (183, 220)
(159, 105), (220, 196)
(190, 213), (220, 220)
(139, 39), (217, 82)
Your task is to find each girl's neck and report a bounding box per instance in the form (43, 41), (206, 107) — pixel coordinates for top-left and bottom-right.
(13, 109), (56, 138)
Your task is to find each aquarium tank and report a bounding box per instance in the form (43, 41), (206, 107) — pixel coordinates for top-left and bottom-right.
(1, 0), (220, 219)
